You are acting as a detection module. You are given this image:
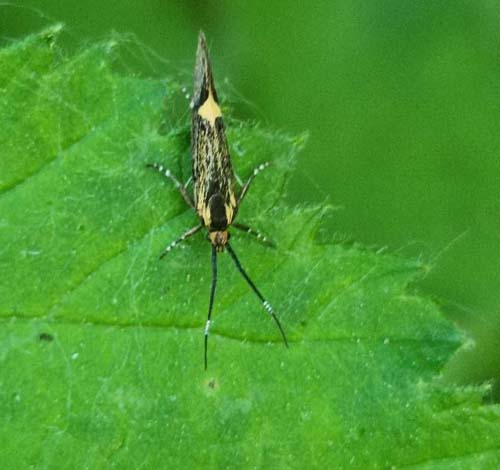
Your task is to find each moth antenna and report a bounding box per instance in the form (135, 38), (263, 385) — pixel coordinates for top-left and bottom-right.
(204, 245), (218, 370)
(225, 243), (288, 348)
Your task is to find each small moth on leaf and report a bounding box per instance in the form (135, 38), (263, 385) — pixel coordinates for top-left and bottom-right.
(148, 31), (288, 369)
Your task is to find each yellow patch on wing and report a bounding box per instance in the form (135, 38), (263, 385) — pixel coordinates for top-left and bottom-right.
(225, 204), (234, 225)
(198, 87), (222, 126)
(200, 204), (211, 227)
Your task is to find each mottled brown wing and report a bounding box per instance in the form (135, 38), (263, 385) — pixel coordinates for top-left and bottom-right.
(191, 32), (237, 231)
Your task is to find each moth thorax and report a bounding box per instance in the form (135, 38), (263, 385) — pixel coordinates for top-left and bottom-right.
(209, 231), (229, 251)
(208, 193), (228, 229)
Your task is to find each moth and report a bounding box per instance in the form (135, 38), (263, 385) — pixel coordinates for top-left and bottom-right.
(149, 31), (288, 369)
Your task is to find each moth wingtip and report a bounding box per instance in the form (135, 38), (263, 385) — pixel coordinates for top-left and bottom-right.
(197, 30), (208, 48)
(195, 30), (210, 65)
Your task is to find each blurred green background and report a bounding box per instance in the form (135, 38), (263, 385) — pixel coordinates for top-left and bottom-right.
(2, 0), (499, 400)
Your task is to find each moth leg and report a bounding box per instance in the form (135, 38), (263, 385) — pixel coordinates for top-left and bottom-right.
(204, 245), (218, 370)
(147, 162), (195, 209)
(234, 172), (244, 187)
(232, 222), (276, 248)
(159, 224), (203, 259)
(237, 161), (270, 205)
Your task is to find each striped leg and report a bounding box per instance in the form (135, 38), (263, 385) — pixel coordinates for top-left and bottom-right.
(147, 163), (195, 209)
(232, 222), (276, 248)
(234, 172), (244, 187)
(159, 224), (203, 259)
(237, 161), (270, 205)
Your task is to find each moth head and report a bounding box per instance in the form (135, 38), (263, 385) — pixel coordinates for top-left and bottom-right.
(209, 230), (230, 251)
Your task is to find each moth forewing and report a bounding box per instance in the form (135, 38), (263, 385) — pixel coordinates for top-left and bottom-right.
(191, 32), (237, 236)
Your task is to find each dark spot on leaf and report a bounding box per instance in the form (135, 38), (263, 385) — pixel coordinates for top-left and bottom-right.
(207, 378), (218, 390)
(38, 332), (54, 342)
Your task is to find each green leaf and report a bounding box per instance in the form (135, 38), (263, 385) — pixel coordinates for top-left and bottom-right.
(1, 27), (500, 469)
